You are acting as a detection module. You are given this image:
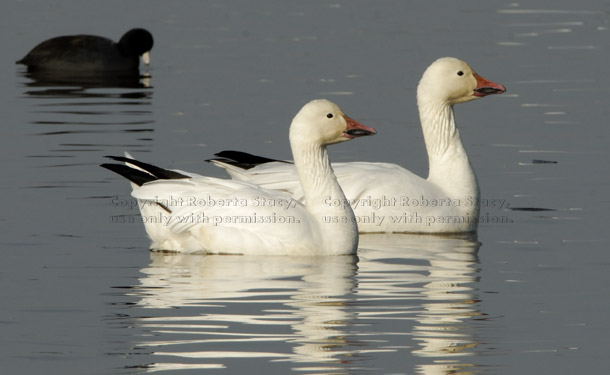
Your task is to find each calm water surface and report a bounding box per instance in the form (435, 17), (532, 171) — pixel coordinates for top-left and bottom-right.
(1, 1), (609, 374)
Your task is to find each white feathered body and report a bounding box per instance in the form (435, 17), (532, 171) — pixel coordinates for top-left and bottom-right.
(216, 159), (480, 233)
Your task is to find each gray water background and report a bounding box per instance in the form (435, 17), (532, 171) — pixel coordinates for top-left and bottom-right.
(1, 0), (609, 374)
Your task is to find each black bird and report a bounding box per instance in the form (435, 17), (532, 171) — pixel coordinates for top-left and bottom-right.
(16, 28), (153, 74)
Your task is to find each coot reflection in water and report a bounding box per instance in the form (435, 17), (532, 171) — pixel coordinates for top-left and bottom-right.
(19, 69), (152, 94)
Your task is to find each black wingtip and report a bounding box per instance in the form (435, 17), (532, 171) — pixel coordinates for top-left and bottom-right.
(206, 150), (291, 169)
(100, 163), (156, 186)
(104, 155), (189, 180)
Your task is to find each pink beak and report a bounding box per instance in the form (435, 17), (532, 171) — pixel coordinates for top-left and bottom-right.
(343, 115), (377, 138)
(473, 72), (506, 97)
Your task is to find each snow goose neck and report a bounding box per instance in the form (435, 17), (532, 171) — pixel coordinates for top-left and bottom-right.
(209, 58), (505, 233)
(101, 99), (376, 254)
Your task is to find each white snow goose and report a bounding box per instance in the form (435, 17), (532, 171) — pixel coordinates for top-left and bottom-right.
(101, 99), (376, 254)
(209, 57), (506, 234)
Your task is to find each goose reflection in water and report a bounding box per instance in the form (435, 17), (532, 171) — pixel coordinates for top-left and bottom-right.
(121, 234), (482, 374)
(358, 234), (482, 374)
(128, 254), (360, 371)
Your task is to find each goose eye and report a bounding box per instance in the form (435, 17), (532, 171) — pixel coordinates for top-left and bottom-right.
(326, 113), (334, 119)
(457, 71), (464, 76)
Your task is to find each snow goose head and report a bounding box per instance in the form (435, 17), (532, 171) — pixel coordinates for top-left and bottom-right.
(418, 57), (506, 105)
(289, 99), (376, 147)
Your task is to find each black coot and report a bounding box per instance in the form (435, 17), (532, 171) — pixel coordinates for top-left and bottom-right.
(16, 28), (153, 73)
